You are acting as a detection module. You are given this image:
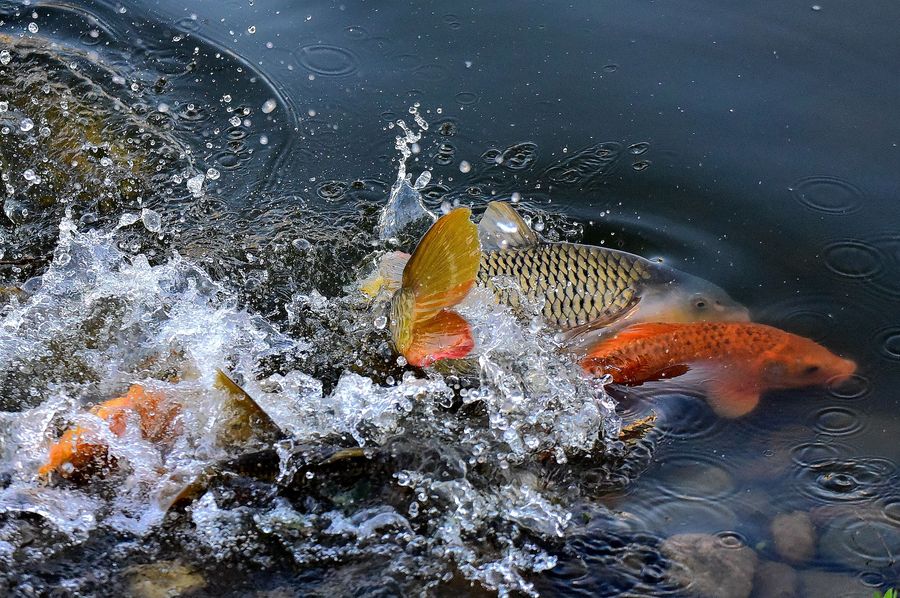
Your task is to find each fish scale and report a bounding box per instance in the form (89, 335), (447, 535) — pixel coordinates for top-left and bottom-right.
(477, 243), (652, 330)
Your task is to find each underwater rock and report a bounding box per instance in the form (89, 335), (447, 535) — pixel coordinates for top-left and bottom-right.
(797, 569), (870, 597)
(125, 561), (205, 598)
(752, 560), (799, 598)
(771, 510), (816, 564)
(661, 533), (757, 598)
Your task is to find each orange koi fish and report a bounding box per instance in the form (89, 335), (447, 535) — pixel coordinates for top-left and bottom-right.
(581, 322), (856, 418)
(387, 207), (482, 367)
(40, 384), (180, 477)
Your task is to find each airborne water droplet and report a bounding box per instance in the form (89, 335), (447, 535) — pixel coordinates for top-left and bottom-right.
(141, 208), (162, 233)
(261, 99), (277, 114)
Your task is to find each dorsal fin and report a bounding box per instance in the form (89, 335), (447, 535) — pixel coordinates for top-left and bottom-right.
(478, 201), (540, 251)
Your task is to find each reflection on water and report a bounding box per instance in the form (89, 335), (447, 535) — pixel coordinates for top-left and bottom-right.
(1, 0), (899, 596)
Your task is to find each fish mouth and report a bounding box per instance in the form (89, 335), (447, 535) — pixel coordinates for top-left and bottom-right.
(826, 358), (858, 386)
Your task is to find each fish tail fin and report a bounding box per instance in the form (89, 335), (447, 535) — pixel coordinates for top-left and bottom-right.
(390, 207), (481, 366)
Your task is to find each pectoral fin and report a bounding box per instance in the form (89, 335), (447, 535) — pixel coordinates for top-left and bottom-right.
(705, 372), (761, 418)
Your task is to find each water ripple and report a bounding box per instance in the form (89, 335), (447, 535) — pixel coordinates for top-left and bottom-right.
(823, 240), (883, 279)
(791, 176), (864, 215)
(295, 44), (359, 76)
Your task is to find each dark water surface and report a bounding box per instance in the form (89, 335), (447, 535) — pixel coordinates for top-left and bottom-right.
(0, 0), (898, 596)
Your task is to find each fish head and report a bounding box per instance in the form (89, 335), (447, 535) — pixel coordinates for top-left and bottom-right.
(636, 269), (750, 324)
(760, 336), (857, 389)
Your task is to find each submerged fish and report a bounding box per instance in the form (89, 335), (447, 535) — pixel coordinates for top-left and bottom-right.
(39, 384), (179, 477)
(366, 201), (748, 364)
(40, 371), (280, 479)
(581, 322), (857, 418)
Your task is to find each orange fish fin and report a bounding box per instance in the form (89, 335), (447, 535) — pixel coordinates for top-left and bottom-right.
(390, 208), (480, 362)
(705, 372), (761, 418)
(404, 310), (474, 367)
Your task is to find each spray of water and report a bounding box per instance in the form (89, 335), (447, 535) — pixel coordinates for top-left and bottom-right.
(0, 112), (623, 596)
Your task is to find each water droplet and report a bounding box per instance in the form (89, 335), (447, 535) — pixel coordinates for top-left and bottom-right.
(116, 212), (140, 228)
(261, 99), (277, 114)
(19, 118), (34, 132)
(291, 238), (311, 251)
(0, 50), (10, 65)
(27, 22), (39, 34)
(0, 102), (7, 112)
(247, 26), (256, 34)
(22, 169), (36, 182)
(206, 168), (220, 180)
(373, 316), (387, 330)
(459, 160), (471, 174)
(229, 115), (242, 127)
(186, 173), (205, 197)
(141, 208), (162, 233)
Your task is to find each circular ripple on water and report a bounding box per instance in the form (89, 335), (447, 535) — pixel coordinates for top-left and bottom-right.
(632, 494), (739, 535)
(823, 240), (883, 279)
(455, 91), (478, 105)
(316, 180), (348, 202)
(295, 44), (358, 76)
(500, 142), (538, 171)
(818, 509), (900, 570)
(810, 406), (866, 437)
(791, 176), (864, 215)
(654, 454), (737, 500)
(874, 327), (900, 361)
(828, 373), (871, 401)
(794, 457), (894, 504)
(790, 441), (850, 467)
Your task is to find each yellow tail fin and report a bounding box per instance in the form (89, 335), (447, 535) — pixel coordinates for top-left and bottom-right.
(389, 208), (481, 366)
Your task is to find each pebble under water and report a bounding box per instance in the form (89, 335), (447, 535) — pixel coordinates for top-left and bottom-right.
(0, 1), (898, 597)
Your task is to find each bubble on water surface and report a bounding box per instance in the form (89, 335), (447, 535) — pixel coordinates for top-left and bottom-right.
(0, 50), (10, 65)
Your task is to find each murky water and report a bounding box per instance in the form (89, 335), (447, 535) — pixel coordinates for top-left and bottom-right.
(0, 1), (898, 596)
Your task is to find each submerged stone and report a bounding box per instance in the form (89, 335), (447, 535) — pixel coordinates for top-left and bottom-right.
(771, 510), (816, 564)
(661, 533), (757, 598)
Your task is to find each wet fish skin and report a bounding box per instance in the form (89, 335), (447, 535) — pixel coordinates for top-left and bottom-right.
(477, 242), (652, 330)
(581, 321), (857, 418)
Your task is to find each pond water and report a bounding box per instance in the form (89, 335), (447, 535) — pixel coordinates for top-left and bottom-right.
(0, 0), (898, 596)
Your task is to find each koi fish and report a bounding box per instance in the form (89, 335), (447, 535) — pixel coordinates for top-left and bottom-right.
(40, 370), (278, 479)
(39, 384), (180, 477)
(581, 322), (857, 418)
(365, 201), (748, 363)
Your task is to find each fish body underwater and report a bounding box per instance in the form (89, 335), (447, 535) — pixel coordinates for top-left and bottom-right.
(581, 321), (857, 418)
(368, 201), (749, 364)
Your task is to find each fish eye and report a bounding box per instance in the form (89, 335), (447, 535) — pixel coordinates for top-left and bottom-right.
(804, 365), (821, 375)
